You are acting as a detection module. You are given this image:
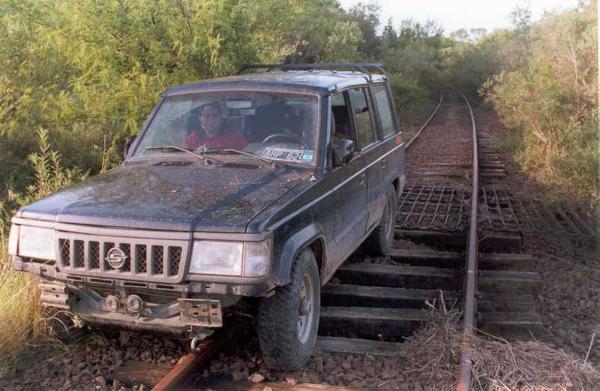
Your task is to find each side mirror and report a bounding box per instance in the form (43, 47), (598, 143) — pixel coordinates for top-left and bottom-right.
(124, 135), (137, 159)
(332, 139), (354, 167)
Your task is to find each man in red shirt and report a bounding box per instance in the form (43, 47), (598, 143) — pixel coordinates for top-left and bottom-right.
(186, 102), (247, 150)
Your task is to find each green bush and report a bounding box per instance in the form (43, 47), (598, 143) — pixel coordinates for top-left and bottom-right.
(481, 1), (598, 201)
(0, 129), (85, 378)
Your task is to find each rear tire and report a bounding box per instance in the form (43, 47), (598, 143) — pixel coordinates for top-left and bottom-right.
(366, 184), (397, 256)
(257, 248), (320, 370)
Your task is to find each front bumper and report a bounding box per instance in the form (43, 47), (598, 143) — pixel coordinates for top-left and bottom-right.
(37, 279), (226, 335)
(13, 256), (277, 297)
(13, 255), (271, 335)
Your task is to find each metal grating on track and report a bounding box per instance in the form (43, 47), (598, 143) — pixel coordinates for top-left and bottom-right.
(478, 187), (597, 236)
(397, 185), (468, 232)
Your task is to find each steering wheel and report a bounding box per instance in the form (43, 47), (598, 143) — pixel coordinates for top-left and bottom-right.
(262, 133), (301, 144)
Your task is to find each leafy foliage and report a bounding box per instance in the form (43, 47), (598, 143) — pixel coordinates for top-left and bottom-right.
(0, 130), (84, 378)
(481, 1), (598, 200)
(0, 0), (365, 190)
(381, 19), (447, 123)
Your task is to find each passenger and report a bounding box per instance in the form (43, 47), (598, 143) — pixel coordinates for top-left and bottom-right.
(186, 102), (247, 150)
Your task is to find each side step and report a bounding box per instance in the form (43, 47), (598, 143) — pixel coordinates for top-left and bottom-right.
(396, 230), (522, 252)
(479, 232), (522, 252)
(388, 248), (462, 268)
(321, 284), (455, 308)
(478, 292), (537, 313)
(336, 263), (459, 290)
(479, 253), (533, 271)
(317, 336), (405, 357)
(319, 306), (427, 338)
(478, 311), (544, 337)
(478, 270), (542, 293)
(395, 230), (465, 247)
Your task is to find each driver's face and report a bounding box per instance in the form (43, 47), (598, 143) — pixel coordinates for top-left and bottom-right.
(199, 106), (222, 137)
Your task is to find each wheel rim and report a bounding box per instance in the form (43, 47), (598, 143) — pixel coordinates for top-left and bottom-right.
(297, 273), (314, 344)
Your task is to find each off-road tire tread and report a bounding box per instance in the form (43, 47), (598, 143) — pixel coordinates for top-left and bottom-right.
(257, 249), (320, 370)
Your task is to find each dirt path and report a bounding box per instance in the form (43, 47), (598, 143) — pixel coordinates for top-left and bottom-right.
(406, 93), (472, 191)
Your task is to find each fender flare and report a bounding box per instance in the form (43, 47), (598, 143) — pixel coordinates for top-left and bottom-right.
(274, 223), (327, 285)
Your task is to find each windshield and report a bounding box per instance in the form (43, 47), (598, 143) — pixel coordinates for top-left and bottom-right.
(134, 91), (319, 165)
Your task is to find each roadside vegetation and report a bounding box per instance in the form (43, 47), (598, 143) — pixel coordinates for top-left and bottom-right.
(446, 2), (598, 202)
(0, 0), (596, 377)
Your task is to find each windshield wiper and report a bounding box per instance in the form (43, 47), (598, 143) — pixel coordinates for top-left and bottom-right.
(145, 145), (214, 165)
(203, 148), (279, 167)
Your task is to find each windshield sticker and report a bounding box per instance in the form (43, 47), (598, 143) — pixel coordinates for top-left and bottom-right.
(262, 148), (308, 162)
(302, 150), (314, 163)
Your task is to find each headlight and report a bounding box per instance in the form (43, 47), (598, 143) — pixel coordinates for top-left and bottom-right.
(189, 239), (271, 277)
(8, 224), (19, 256)
(17, 226), (56, 260)
(243, 240), (271, 277)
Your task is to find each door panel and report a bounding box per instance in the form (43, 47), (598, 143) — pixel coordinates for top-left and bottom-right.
(348, 86), (386, 230)
(365, 147), (387, 229)
(329, 91), (369, 269)
(333, 156), (368, 261)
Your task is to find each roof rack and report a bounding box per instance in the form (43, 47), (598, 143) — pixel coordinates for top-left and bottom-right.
(238, 63), (388, 81)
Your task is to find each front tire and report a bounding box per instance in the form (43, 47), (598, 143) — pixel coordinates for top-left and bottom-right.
(257, 248), (320, 370)
(366, 184), (397, 256)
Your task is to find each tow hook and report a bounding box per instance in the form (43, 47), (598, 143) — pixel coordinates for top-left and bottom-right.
(190, 328), (214, 352)
(190, 336), (202, 352)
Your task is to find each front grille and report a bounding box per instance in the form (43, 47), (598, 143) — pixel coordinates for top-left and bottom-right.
(74, 240), (85, 268)
(59, 239), (71, 267)
(118, 243), (131, 272)
(136, 244), (147, 273)
(169, 247), (182, 275)
(89, 241), (100, 269)
(57, 233), (187, 282)
(151, 246), (164, 275)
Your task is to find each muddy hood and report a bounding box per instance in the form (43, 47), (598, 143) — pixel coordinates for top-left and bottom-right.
(17, 161), (310, 232)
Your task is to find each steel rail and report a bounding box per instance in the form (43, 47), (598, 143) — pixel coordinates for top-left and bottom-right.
(405, 92), (444, 149)
(457, 92), (479, 391)
(152, 331), (225, 391)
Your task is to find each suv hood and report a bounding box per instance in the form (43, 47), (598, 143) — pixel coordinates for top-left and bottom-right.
(17, 161), (310, 232)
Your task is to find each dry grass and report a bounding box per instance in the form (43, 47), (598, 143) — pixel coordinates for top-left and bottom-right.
(400, 296), (600, 390)
(0, 241), (46, 378)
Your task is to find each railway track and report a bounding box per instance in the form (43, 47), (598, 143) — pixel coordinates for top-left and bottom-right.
(123, 92), (547, 390)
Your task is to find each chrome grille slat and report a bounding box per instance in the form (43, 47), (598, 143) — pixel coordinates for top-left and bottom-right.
(56, 233), (186, 283)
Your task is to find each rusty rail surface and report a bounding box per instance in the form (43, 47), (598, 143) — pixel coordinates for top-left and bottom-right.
(152, 332), (224, 391)
(405, 92), (444, 149)
(457, 93), (479, 391)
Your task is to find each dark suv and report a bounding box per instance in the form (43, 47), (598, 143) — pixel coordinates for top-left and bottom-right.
(9, 64), (406, 370)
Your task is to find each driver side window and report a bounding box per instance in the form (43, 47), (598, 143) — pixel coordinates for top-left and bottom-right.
(330, 93), (353, 143)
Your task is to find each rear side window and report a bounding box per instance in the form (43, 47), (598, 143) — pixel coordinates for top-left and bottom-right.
(372, 84), (395, 137)
(348, 88), (375, 148)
